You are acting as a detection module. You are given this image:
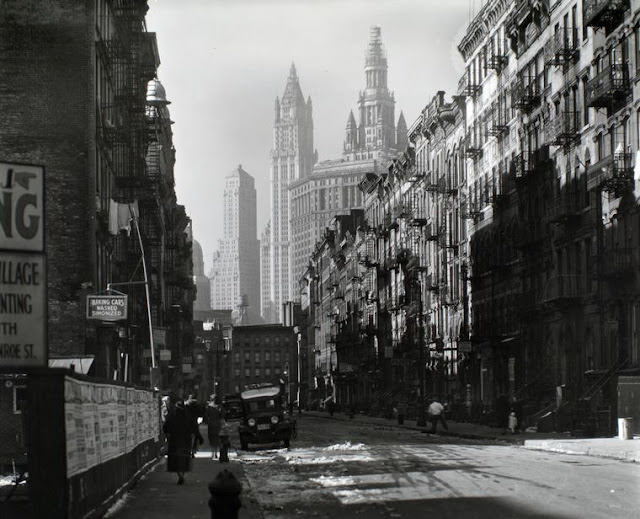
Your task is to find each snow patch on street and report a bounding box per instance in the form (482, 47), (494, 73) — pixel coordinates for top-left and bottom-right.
(325, 441), (366, 451)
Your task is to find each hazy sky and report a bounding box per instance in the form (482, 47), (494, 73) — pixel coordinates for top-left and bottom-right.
(146, 0), (476, 272)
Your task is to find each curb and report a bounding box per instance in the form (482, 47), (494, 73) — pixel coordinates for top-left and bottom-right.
(306, 411), (526, 445)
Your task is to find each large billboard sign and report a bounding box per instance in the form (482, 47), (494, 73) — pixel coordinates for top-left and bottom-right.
(1, 162), (47, 369)
(0, 162), (44, 252)
(0, 252), (47, 367)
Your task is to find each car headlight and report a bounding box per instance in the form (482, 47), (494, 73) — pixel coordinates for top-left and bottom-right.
(270, 415), (279, 424)
(248, 418), (256, 427)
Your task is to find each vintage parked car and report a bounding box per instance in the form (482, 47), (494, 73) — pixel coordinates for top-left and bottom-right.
(221, 394), (243, 422)
(238, 384), (293, 450)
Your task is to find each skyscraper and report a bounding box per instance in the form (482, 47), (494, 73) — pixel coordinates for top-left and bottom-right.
(290, 26), (406, 290)
(210, 165), (260, 323)
(263, 64), (315, 323)
(192, 239), (212, 318)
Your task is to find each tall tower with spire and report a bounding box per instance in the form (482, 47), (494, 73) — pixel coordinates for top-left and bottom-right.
(343, 26), (406, 159)
(264, 63), (315, 323)
(290, 27), (407, 294)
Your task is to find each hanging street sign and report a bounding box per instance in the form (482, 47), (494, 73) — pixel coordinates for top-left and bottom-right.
(86, 295), (128, 321)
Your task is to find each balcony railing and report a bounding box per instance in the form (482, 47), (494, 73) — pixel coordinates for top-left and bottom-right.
(488, 111), (509, 137)
(486, 47), (508, 72)
(393, 203), (413, 220)
(437, 177), (458, 195)
(464, 134), (483, 159)
(543, 275), (585, 304)
(462, 201), (482, 221)
(513, 146), (552, 180)
(546, 194), (581, 223)
(383, 214), (398, 231)
(458, 73), (481, 98)
(586, 152), (634, 193)
(512, 77), (541, 113)
(583, 0), (628, 33)
(410, 206), (428, 226)
(547, 111), (580, 146)
(602, 248), (640, 277)
(424, 222), (440, 241)
(586, 63), (630, 109)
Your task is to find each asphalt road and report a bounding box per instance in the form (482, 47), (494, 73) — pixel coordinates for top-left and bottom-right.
(237, 414), (640, 519)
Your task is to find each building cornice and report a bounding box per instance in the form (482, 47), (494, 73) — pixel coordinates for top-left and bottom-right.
(457, 0), (512, 62)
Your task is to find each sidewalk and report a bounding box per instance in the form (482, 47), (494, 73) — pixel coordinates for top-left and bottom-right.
(104, 448), (263, 519)
(305, 409), (640, 463)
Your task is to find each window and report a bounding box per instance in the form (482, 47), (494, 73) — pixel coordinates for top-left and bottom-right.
(244, 351), (250, 362)
(244, 368), (251, 377)
(254, 351), (261, 363)
(14, 385), (27, 414)
(265, 351), (271, 362)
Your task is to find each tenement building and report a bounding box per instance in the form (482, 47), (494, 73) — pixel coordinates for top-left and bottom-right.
(0, 0), (194, 390)
(299, 0), (640, 435)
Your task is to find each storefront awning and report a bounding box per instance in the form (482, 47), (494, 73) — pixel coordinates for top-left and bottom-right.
(48, 356), (95, 374)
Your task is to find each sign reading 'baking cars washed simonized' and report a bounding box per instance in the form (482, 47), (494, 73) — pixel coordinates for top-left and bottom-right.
(86, 295), (128, 321)
(0, 161), (47, 368)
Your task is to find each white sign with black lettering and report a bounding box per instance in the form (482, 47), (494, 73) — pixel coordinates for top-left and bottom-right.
(86, 295), (128, 321)
(0, 252), (47, 367)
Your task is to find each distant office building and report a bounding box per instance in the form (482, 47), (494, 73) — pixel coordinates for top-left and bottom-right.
(266, 64), (315, 323)
(290, 26), (405, 289)
(260, 221), (277, 322)
(193, 239), (212, 318)
(210, 165), (260, 323)
(227, 325), (298, 397)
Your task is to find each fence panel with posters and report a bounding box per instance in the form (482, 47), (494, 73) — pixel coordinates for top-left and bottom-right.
(26, 369), (160, 519)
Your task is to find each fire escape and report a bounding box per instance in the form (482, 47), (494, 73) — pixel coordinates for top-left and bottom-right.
(544, 28), (579, 71)
(511, 76), (541, 114)
(583, 0), (629, 35)
(586, 62), (631, 117)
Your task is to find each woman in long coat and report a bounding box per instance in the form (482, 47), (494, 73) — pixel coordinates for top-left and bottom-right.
(162, 400), (195, 484)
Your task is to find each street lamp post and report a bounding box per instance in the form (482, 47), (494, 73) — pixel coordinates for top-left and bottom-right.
(416, 276), (427, 427)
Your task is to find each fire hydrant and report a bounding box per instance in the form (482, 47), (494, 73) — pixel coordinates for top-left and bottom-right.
(209, 469), (242, 519)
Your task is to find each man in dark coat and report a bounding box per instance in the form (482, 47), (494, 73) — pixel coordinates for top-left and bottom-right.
(163, 400), (196, 484)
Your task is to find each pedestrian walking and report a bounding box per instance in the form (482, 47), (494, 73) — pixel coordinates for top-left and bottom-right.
(218, 417), (232, 463)
(495, 393), (509, 434)
(162, 400), (196, 485)
(185, 394), (204, 457)
(205, 395), (223, 459)
(427, 396), (448, 433)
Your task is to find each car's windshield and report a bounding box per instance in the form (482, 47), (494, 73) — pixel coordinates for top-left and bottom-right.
(247, 398), (276, 412)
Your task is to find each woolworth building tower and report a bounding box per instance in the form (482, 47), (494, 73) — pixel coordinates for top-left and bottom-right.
(262, 64), (315, 323)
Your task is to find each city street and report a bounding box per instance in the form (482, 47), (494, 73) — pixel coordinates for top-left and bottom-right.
(239, 414), (639, 519)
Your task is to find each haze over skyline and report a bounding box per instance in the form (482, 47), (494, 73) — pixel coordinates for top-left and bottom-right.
(146, 0), (474, 272)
